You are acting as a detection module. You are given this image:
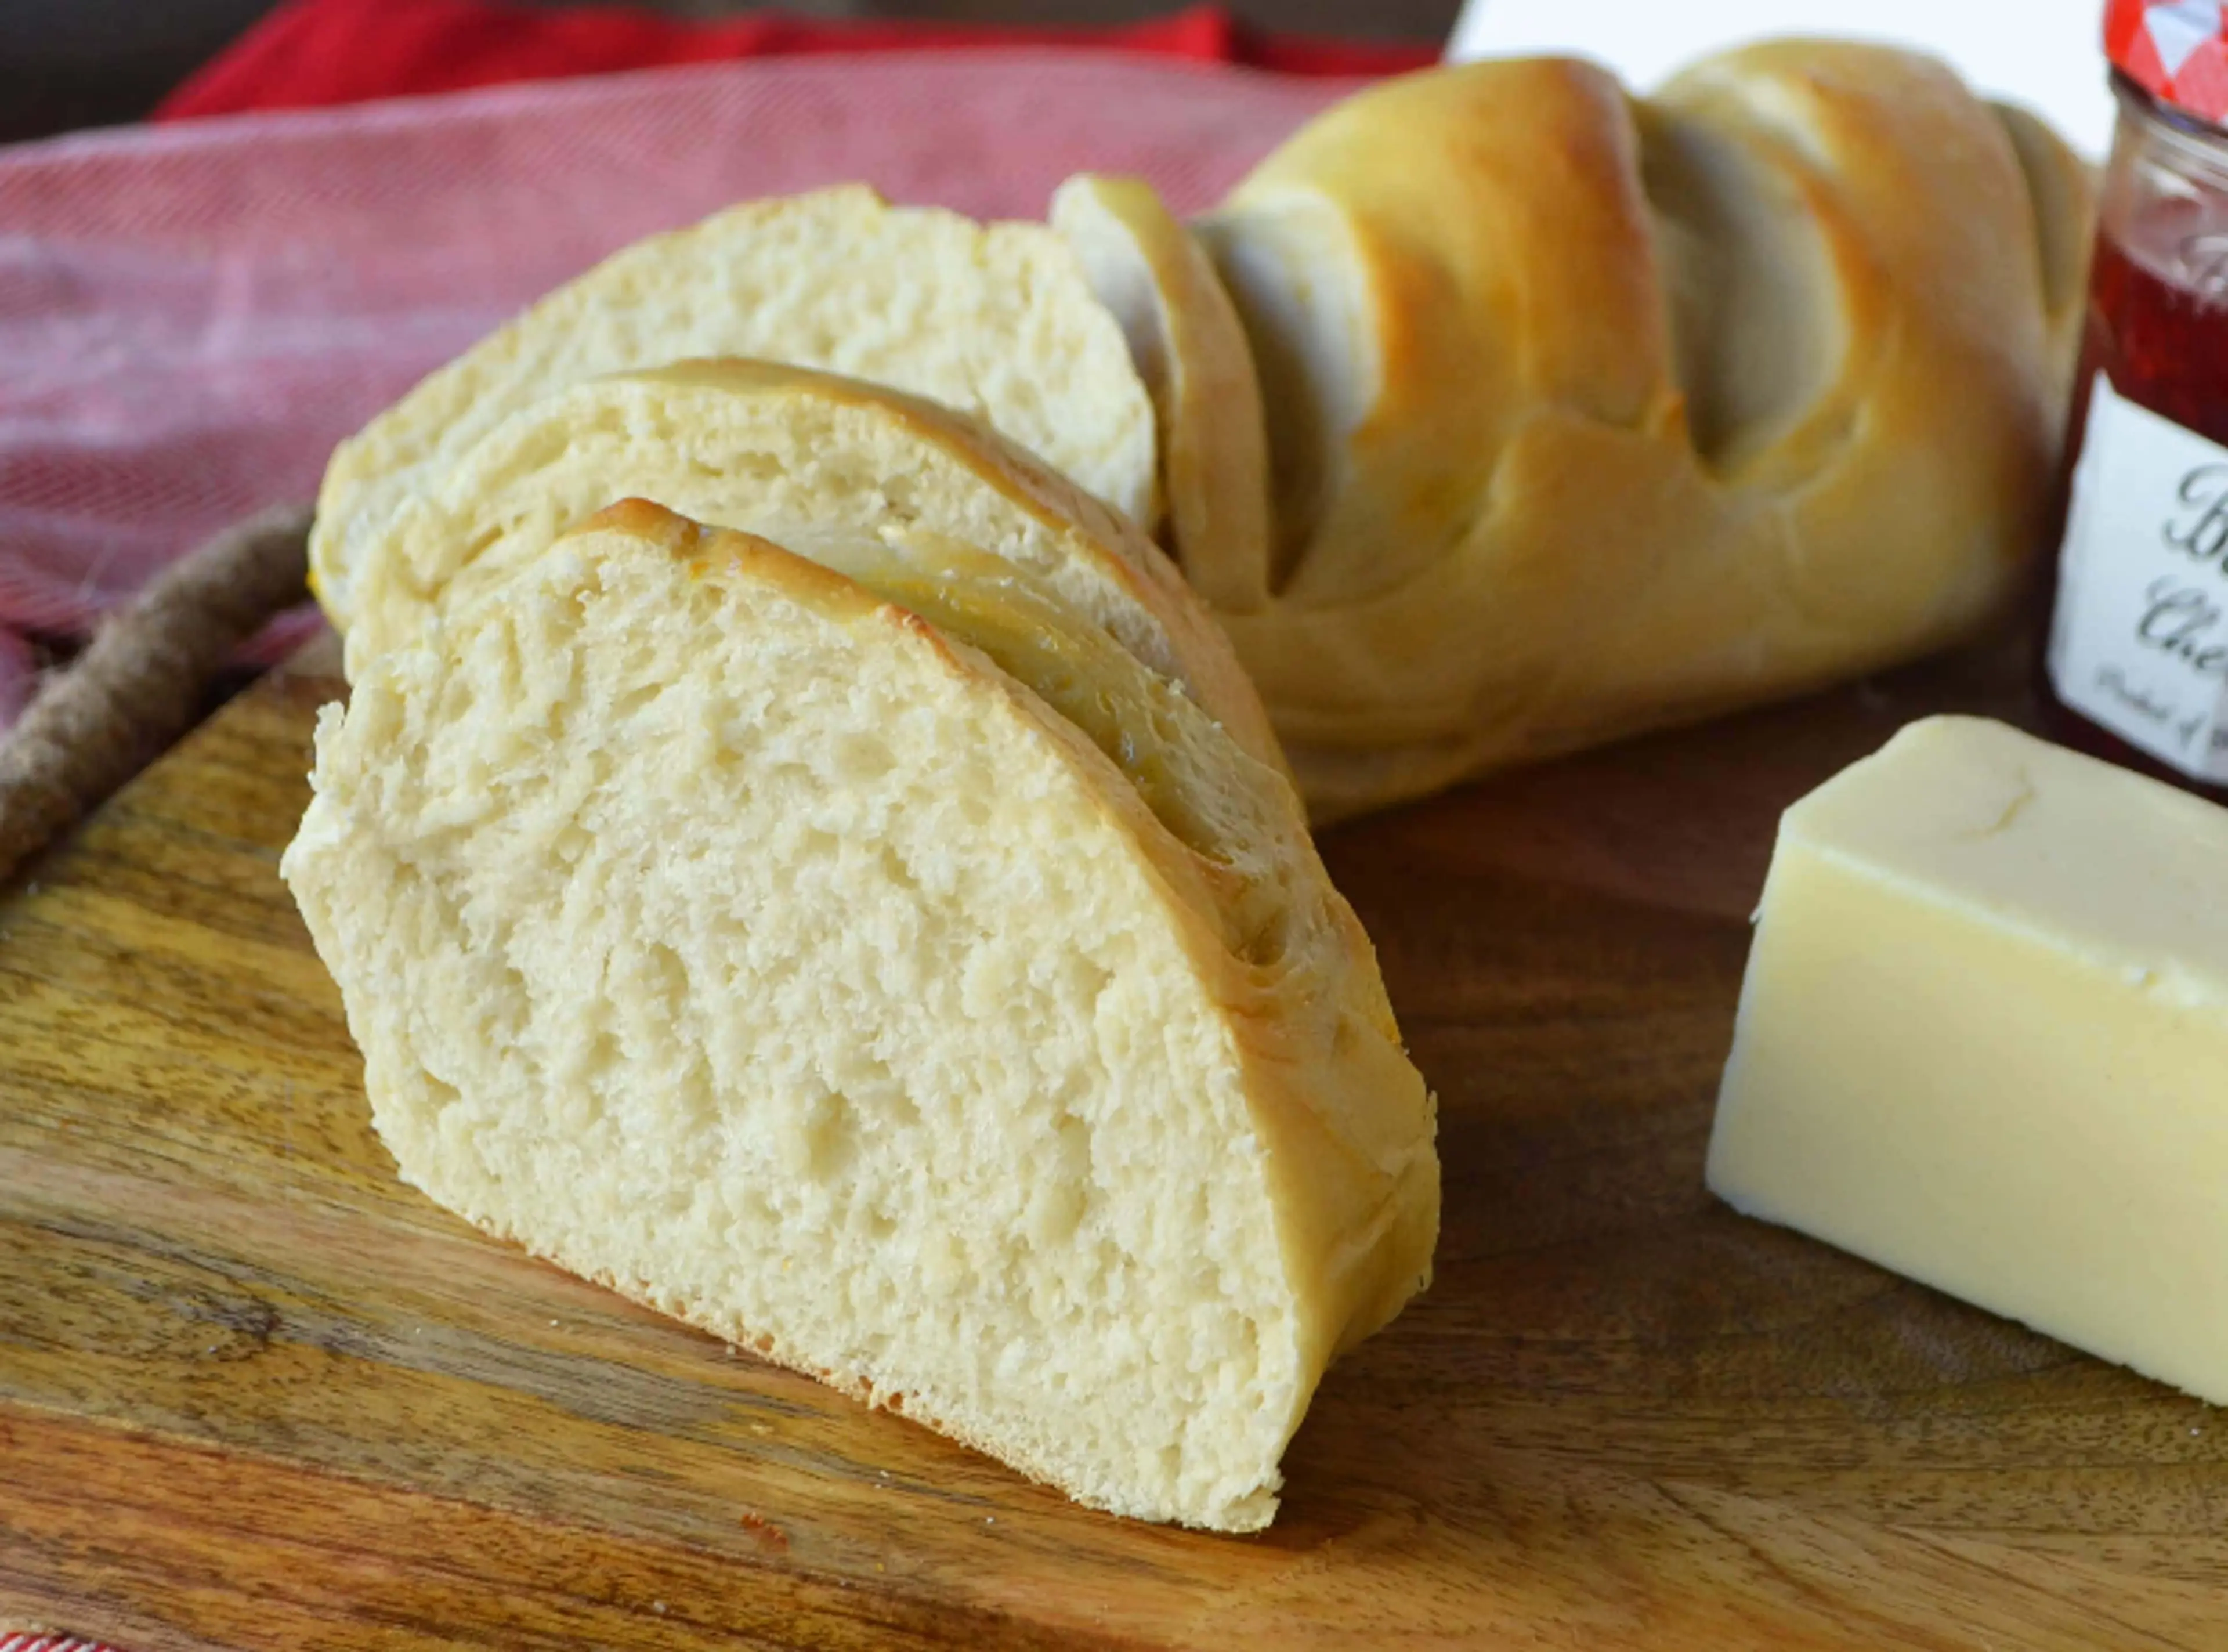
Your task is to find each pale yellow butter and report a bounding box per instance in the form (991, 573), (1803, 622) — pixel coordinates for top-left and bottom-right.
(1708, 715), (2228, 1403)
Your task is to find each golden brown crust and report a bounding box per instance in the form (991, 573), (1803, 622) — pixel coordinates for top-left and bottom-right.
(1050, 176), (1276, 615)
(369, 357), (1287, 787)
(585, 500), (979, 683)
(628, 357), (1285, 777)
(310, 183), (1158, 628)
(1983, 97), (2096, 397)
(1191, 45), (2093, 822)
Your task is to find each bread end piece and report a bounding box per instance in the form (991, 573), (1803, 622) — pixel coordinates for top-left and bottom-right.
(1196, 46), (2093, 822)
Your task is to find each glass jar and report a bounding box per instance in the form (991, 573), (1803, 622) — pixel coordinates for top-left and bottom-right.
(2042, 70), (2228, 800)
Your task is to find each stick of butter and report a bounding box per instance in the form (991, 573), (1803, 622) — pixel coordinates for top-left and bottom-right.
(1708, 714), (2228, 1402)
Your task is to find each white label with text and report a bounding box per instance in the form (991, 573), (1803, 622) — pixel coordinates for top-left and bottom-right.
(2050, 372), (2228, 782)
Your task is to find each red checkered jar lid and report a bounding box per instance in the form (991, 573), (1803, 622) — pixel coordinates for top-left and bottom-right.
(2108, 0), (2228, 125)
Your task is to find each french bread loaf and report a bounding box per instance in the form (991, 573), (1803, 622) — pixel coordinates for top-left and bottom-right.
(281, 498), (1439, 1530)
(309, 184), (1159, 632)
(1189, 43), (2094, 820)
(343, 357), (1283, 773)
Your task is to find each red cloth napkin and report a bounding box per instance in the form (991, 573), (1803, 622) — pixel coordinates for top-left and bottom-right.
(0, 44), (1356, 728)
(0, 0), (1420, 729)
(156, 0), (1435, 121)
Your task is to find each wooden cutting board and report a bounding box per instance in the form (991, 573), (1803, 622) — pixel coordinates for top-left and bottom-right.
(3, 628), (2223, 1651)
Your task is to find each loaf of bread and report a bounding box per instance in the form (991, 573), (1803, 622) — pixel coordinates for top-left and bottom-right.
(1185, 42), (2094, 820)
(309, 184), (1159, 632)
(313, 48), (2093, 822)
(342, 356), (1282, 772)
(283, 498), (1438, 1530)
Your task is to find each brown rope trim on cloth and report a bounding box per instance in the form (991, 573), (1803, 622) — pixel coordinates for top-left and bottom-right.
(0, 504), (312, 887)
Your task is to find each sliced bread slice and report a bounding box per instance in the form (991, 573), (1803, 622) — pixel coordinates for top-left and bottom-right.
(310, 184), (1159, 629)
(282, 498), (1438, 1531)
(1051, 175), (1275, 613)
(346, 357), (1281, 774)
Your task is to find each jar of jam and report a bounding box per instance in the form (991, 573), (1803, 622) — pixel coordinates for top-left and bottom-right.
(2042, 5), (2228, 798)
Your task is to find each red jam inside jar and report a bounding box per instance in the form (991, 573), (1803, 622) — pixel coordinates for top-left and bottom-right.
(2041, 73), (2228, 800)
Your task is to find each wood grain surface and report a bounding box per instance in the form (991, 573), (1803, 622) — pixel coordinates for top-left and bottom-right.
(3, 626), (2224, 1650)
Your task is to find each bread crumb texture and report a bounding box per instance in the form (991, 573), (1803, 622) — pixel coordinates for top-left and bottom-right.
(283, 504), (1438, 1530)
(339, 357), (1281, 780)
(310, 185), (1158, 628)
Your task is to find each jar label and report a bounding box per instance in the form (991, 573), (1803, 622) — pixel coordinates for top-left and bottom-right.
(2049, 371), (2228, 782)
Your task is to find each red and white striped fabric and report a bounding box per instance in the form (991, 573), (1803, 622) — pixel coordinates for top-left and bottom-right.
(1, 1637), (118, 1652)
(0, 51), (1352, 726)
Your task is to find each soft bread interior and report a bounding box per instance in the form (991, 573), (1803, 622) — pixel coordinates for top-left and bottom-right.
(348, 359), (1286, 778)
(796, 524), (1313, 971)
(1634, 100), (1847, 476)
(310, 184), (1159, 627)
(1193, 194), (1379, 595)
(1051, 175), (1276, 614)
(281, 503), (1434, 1530)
